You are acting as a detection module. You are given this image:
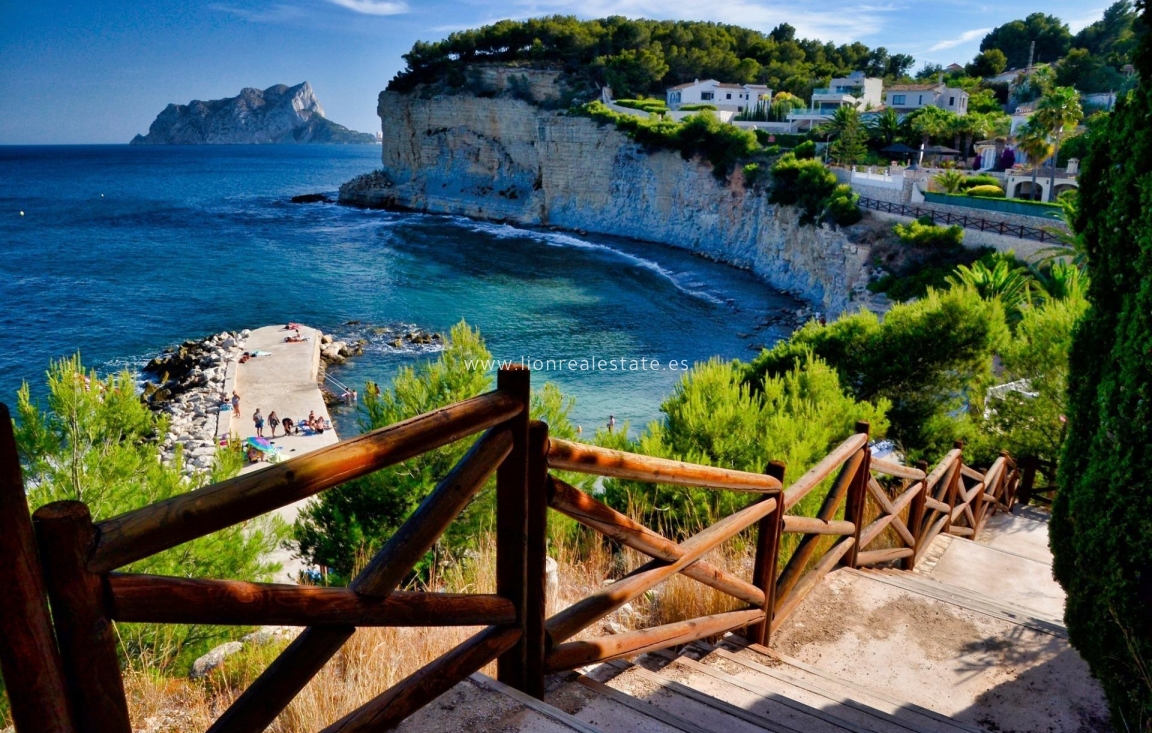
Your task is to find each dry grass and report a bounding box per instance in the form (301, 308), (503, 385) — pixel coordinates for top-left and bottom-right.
(121, 529), (757, 732)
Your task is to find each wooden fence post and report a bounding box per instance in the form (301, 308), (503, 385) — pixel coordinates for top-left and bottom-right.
(33, 501), (131, 733)
(843, 421), (871, 569)
(903, 460), (929, 571)
(524, 420), (549, 699)
(496, 366), (531, 690)
(0, 404), (76, 733)
(748, 461), (786, 647)
(943, 440), (963, 535)
(1018, 456), (1038, 508)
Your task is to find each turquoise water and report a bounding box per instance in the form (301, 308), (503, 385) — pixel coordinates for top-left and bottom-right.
(0, 145), (799, 432)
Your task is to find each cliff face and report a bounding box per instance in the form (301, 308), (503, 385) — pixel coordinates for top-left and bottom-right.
(131, 83), (376, 145)
(340, 90), (871, 314)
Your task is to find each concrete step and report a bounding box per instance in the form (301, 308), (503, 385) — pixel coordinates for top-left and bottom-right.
(654, 652), (937, 733)
(547, 674), (696, 733)
(708, 638), (986, 733)
(972, 508), (1053, 565)
(602, 659), (851, 733)
(771, 567), (1110, 733)
(395, 674), (607, 733)
(858, 568), (1066, 634)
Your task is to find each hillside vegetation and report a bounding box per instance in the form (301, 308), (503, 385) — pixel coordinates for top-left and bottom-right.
(388, 16), (913, 98)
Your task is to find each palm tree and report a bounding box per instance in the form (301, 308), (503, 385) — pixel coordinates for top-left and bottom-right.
(868, 108), (902, 148)
(947, 258), (1038, 322)
(816, 105), (862, 139)
(934, 170), (966, 193)
(1014, 118), (1054, 201)
(906, 106), (955, 165)
(1034, 87), (1084, 202)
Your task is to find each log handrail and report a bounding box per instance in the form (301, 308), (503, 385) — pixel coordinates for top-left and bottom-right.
(90, 390), (523, 573)
(108, 574), (517, 627)
(547, 438), (783, 492)
(0, 369), (1025, 733)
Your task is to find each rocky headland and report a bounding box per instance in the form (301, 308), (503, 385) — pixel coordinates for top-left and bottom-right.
(338, 69), (875, 317)
(131, 82), (377, 145)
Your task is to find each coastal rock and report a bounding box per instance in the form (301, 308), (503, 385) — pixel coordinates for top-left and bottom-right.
(189, 641), (244, 679)
(340, 90), (872, 316)
(131, 84), (377, 145)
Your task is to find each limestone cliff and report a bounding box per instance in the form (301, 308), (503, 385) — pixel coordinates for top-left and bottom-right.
(339, 89), (871, 315)
(131, 83), (376, 145)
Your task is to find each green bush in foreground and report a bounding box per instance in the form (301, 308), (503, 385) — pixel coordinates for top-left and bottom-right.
(678, 103), (718, 111)
(1051, 4), (1152, 724)
(747, 286), (1008, 457)
(793, 140), (817, 159)
(615, 98), (668, 113)
(597, 355), (888, 537)
(966, 184), (1007, 198)
(13, 355), (284, 671)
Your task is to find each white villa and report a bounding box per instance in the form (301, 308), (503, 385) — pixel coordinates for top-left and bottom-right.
(665, 79), (771, 113)
(787, 71), (883, 131)
(885, 82), (969, 115)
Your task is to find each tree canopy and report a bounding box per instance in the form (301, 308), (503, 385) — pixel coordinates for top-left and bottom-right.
(389, 16), (914, 98)
(980, 13), (1073, 69)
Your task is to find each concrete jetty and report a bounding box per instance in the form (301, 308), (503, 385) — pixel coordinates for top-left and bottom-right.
(231, 324), (339, 582)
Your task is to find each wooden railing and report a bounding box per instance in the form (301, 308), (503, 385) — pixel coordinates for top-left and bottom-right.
(858, 197), (1058, 242)
(0, 370), (1023, 733)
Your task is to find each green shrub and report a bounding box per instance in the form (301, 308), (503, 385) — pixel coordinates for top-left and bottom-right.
(1051, 11), (1152, 724)
(959, 173), (1002, 190)
(770, 153), (861, 226)
(615, 98), (667, 113)
(599, 355), (889, 536)
(742, 163), (763, 186)
(793, 140), (817, 159)
(894, 219), (965, 248)
(825, 184), (863, 226)
(14, 356), (285, 671)
(747, 286), (1008, 457)
(678, 103), (718, 111)
(294, 322), (579, 581)
(577, 102), (757, 179)
(966, 184), (1006, 198)
(754, 131), (810, 149)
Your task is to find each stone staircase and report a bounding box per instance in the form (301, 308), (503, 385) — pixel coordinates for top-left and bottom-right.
(395, 507), (1111, 733)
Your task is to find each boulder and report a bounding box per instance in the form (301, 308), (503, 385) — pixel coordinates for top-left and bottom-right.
(189, 641), (243, 679)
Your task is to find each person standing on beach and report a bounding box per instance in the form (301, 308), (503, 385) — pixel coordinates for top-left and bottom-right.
(232, 391), (240, 416)
(253, 409), (264, 438)
(268, 411), (280, 438)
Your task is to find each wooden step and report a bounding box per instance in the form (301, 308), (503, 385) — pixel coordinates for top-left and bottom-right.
(856, 568), (1066, 635)
(546, 674), (696, 733)
(655, 654), (929, 733)
(394, 674), (608, 733)
(604, 660), (844, 732)
(710, 638), (987, 733)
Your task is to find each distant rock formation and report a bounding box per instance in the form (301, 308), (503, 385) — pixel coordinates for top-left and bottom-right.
(130, 82), (376, 144)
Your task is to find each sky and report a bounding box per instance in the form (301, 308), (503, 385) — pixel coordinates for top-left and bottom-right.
(0, 0), (1110, 144)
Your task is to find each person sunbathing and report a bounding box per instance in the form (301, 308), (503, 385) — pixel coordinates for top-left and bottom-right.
(284, 335), (307, 343)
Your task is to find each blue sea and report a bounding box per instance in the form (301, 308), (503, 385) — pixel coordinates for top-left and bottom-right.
(0, 145), (799, 432)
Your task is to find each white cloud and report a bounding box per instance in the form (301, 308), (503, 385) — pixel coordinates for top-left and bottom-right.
(209, 3), (307, 22)
(325, 0), (409, 14)
(928, 27), (991, 51)
(1065, 7), (1106, 33)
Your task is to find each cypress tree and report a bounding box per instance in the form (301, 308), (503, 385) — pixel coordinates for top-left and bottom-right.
(1051, 1), (1152, 726)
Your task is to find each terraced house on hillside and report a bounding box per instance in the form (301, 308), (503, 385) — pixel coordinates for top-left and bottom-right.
(665, 79), (772, 113)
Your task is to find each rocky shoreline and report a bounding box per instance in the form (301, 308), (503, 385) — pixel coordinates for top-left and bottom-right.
(141, 330), (250, 473)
